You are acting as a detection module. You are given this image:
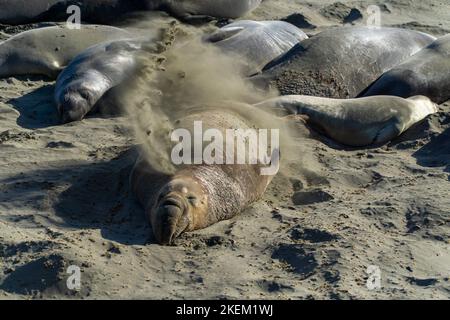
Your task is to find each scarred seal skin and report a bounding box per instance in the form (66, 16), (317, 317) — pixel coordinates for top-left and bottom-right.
(253, 26), (436, 98)
(255, 95), (438, 147)
(131, 107), (277, 245)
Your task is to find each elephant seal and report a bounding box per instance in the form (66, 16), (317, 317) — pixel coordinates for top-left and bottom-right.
(131, 105), (277, 245)
(204, 20), (308, 75)
(360, 34), (450, 104)
(147, 0), (262, 20)
(0, 0), (146, 25)
(254, 27), (436, 98)
(255, 95), (438, 147)
(0, 0), (62, 24)
(0, 25), (131, 79)
(54, 38), (146, 123)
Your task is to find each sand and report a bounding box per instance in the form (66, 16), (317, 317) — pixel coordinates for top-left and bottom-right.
(0, 0), (449, 299)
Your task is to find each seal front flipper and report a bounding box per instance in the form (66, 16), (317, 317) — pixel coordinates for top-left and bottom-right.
(372, 121), (402, 145)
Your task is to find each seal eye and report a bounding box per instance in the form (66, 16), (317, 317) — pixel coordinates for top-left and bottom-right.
(187, 195), (197, 203)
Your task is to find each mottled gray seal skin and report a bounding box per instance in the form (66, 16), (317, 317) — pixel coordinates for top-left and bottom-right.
(360, 34), (450, 104)
(131, 106), (275, 245)
(0, 25), (131, 79)
(254, 27), (436, 98)
(55, 39), (144, 123)
(256, 95), (438, 147)
(147, 0), (262, 20)
(0, 0), (146, 25)
(205, 20), (308, 76)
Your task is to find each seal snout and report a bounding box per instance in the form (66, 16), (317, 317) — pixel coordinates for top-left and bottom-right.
(152, 193), (189, 245)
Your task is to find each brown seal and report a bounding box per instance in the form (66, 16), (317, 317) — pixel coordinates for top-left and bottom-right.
(131, 106), (278, 245)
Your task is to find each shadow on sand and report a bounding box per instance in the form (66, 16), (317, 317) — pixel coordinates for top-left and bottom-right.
(7, 84), (60, 129)
(0, 147), (155, 245)
(413, 127), (450, 179)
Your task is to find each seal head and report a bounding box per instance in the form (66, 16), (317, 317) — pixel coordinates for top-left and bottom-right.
(58, 91), (92, 123)
(150, 176), (208, 245)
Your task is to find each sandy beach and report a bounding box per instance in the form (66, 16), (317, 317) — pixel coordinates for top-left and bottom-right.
(0, 0), (449, 299)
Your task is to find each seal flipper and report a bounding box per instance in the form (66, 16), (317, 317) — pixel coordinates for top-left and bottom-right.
(206, 26), (245, 43)
(372, 122), (402, 145)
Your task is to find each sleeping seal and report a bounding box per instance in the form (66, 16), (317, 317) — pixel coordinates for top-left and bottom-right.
(0, 0), (146, 25)
(131, 105), (277, 245)
(360, 34), (450, 104)
(0, 0), (62, 24)
(254, 27), (436, 98)
(255, 95), (438, 147)
(54, 39), (145, 123)
(0, 25), (131, 79)
(205, 20), (308, 75)
(147, 0), (262, 20)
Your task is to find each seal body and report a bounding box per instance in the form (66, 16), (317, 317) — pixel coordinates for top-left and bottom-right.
(152, 0), (262, 19)
(0, 25), (131, 79)
(0, 0), (62, 24)
(254, 27), (436, 98)
(360, 34), (450, 104)
(54, 39), (144, 123)
(131, 107), (276, 245)
(205, 20), (308, 75)
(0, 0), (146, 25)
(256, 95), (438, 147)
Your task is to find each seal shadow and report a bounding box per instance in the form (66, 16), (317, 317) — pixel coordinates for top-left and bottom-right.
(412, 127), (450, 177)
(1, 148), (155, 245)
(6, 83), (60, 129)
(53, 148), (156, 245)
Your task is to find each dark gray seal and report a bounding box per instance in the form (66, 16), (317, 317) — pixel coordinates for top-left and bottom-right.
(253, 27), (436, 98)
(150, 0), (262, 20)
(359, 34), (450, 104)
(0, 0), (146, 25)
